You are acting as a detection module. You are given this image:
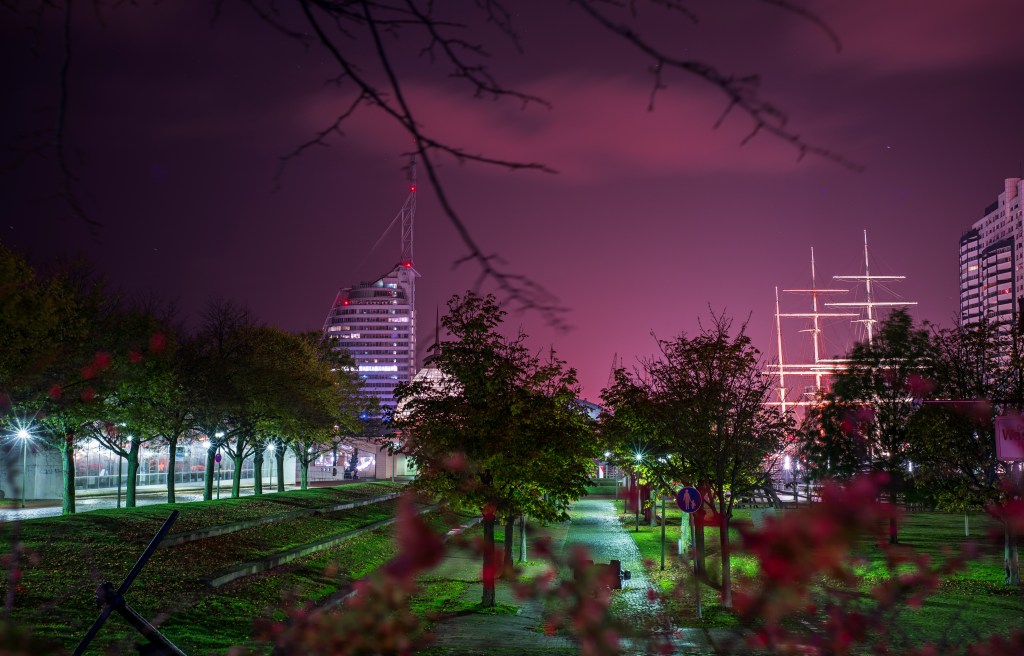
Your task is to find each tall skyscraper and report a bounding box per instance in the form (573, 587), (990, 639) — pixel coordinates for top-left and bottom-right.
(959, 178), (1024, 326)
(323, 179), (418, 418)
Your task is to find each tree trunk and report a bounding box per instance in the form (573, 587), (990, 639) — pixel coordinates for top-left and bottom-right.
(502, 514), (514, 576)
(125, 437), (141, 508)
(519, 514), (527, 563)
(276, 450), (285, 493)
(482, 511), (496, 608)
(253, 449), (264, 495)
(719, 509), (732, 608)
(203, 446), (215, 501)
(1005, 519), (1021, 585)
(61, 433), (76, 515)
(300, 458), (309, 490)
(231, 452), (243, 498)
(166, 436), (178, 504)
(889, 488), (899, 544)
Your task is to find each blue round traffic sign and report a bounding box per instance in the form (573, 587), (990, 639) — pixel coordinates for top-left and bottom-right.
(215, 453), (222, 463)
(676, 486), (702, 513)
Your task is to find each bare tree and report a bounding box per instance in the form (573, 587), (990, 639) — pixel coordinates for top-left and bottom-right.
(7, 0), (857, 327)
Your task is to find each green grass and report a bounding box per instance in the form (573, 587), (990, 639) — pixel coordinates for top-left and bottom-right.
(621, 502), (1024, 649)
(0, 482), (416, 654)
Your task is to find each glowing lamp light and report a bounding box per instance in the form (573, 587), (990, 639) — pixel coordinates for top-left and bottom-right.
(267, 443), (275, 453)
(16, 429), (30, 440)
(343, 299), (350, 306)
(634, 453), (643, 462)
(603, 451), (610, 458)
(409, 185), (416, 192)
(402, 261), (413, 268)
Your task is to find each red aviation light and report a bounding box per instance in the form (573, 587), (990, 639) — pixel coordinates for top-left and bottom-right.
(409, 185), (416, 192)
(342, 299), (350, 306)
(403, 261), (413, 268)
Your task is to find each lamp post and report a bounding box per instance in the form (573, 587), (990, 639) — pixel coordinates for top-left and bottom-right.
(635, 453), (643, 532)
(16, 428), (30, 508)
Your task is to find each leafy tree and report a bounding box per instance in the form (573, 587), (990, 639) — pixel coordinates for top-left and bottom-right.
(287, 335), (371, 491)
(395, 292), (597, 607)
(603, 316), (791, 607)
(911, 318), (1024, 583)
(0, 245), (64, 406)
(97, 304), (179, 506)
(28, 263), (119, 514)
(799, 309), (934, 544)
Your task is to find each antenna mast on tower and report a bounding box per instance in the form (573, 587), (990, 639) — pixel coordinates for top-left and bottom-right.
(401, 158), (416, 265)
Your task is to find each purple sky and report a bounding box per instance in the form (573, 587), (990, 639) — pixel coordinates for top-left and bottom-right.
(4, 1), (1024, 401)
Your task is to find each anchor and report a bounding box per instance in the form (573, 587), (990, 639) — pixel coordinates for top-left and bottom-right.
(74, 510), (187, 656)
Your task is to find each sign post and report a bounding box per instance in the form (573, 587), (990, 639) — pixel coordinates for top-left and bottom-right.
(676, 486), (703, 619)
(996, 415), (1024, 461)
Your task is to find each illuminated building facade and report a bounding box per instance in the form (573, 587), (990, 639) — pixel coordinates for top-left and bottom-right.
(323, 262), (419, 416)
(960, 178), (1024, 326)
(323, 171), (419, 418)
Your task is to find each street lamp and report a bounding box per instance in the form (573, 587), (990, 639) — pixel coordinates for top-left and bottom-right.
(635, 452), (643, 532)
(16, 427), (31, 509)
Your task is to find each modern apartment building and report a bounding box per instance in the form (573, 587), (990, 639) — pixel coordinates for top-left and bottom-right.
(959, 177), (1024, 326)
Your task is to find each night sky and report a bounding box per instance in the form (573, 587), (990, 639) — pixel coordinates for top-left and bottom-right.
(3, 1), (1024, 401)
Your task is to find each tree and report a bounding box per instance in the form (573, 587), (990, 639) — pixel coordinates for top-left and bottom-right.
(603, 316), (791, 607)
(0, 245), (64, 406)
(26, 262), (119, 515)
(799, 310), (934, 544)
(395, 292), (597, 607)
(910, 318), (1023, 583)
(96, 304), (180, 507)
(5, 2), (855, 330)
(287, 335), (371, 491)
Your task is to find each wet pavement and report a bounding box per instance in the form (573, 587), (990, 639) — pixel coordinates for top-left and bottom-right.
(426, 497), (736, 655)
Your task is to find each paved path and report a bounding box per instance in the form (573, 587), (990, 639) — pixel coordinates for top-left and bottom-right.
(426, 497), (737, 655)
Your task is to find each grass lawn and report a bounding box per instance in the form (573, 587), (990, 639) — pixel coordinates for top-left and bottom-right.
(622, 498), (1024, 649)
(0, 481), (437, 655)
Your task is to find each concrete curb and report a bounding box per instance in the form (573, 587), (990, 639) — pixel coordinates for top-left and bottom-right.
(317, 513), (483, 611)
(204, 503), (437, 588)
(161, 492), (401, 548)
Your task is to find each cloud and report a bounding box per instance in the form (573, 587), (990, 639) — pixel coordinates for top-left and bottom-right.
(296, 74), (843, 182)
(798, 0), (1024, 74)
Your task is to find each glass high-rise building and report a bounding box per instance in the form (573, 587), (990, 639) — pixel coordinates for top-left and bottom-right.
(959, 178), (1024, 326)
(323, 178), (419, 418)
(323, 261), (418, 417)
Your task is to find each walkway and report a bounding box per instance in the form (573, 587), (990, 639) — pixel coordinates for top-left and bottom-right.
(426, 497), (732, 655)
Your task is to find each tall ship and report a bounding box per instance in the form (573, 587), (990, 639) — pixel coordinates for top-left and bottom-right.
(768, 231), (916, 413)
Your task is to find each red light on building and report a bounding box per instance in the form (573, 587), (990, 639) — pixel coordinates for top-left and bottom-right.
(409, 185), (416, 192)
(403, 261), (413, 268)
(342, 299), (350, 306)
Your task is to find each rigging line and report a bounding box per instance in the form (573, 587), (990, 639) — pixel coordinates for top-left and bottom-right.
(348, 200), (406, 281)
